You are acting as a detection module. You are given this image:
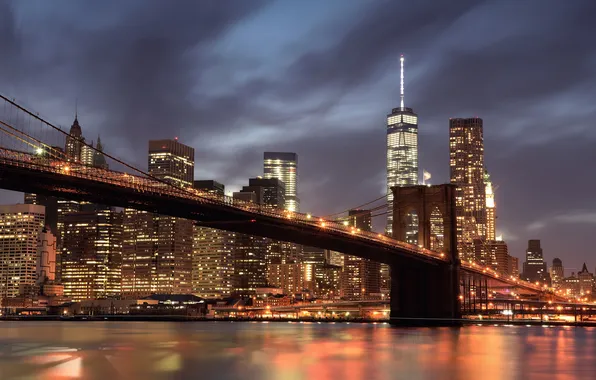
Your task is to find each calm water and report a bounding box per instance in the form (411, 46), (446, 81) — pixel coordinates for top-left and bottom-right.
(0, 321), (594, 380)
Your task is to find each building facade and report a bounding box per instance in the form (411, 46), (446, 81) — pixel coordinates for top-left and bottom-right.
(0, 204), (45, 300)
(449, 117), (487, 260)
(342, 209), (381, 300)
(122, 139), (194, 298)
(192, 180), (234, 299)
(521, 240), (550, 284)
(550, 258), (564, 289)
(61, 205), (123, 301)
(263, 152), (299, 212)
(484, 170), (496, 241)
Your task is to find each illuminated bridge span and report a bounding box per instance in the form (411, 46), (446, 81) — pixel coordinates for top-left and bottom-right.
(0, 94), (562, 324)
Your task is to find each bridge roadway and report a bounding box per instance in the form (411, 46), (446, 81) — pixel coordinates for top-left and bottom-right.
(0, 148), (561, 322)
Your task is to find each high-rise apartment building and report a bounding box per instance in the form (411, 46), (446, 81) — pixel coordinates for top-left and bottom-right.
(342, 209), (381, 300)
(0, 204), (45, 300)
(264, 152), (299, 212)
(386, 56), (418, 237)
(449, 117), (486, 259)
(192, 180), (234, 299)
(61, 204), (123, 301)
(122, 139), (194, 298)
(522, 240), (549, 284)
(550, 258), (564, 289)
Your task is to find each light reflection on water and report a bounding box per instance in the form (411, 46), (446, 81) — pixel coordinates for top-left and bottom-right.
(0, 321), (595, 380)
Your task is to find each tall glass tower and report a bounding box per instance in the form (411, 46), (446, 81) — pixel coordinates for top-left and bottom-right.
(264, 152), (299, 212)
(386, 55), (419, 238)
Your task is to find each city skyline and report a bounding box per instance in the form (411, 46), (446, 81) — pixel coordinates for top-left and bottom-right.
(0, 0), (595, 269)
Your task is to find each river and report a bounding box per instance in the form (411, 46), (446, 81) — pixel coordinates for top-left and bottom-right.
(0, 321), (594, 379)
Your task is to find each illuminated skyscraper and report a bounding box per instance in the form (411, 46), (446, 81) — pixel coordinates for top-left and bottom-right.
(192, 180), (234, 299)
(149, 139), (195, 188)
(386, 55), (418, 237)
(341, 209), (381, 300)
(0, 204), (45, 300)
(62, 204), (122, 301)
(449, 117), (486, 259)
(485, 170), (496, 241)
(264, 152), (299, 212)
(122, 139), (194, 297)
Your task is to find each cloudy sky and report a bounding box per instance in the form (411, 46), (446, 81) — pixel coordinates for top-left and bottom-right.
(1, 0), (595, 271)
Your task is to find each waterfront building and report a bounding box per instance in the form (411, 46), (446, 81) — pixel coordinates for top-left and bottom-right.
(192, 180), (234, 299)
(342, 209), (381, 300)
(485, 170), (496, 241)
(122, 139), (194, 298)
(61, 204), (122, 301)
(0, 204), (45, 300)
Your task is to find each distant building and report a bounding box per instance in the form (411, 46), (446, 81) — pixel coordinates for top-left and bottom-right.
(341, 209), (381, 300)
(521, 240), (550, 285)
(122, 139), (194, 298)
(484, 170), (496, 241)
(550, 258), (564, 289)
(232, 191), (267, 297)
(577, 263), (594, 299)
(449, 118), (486, 260)
(267, 259), (304, 295)
(61, 204), (123, 301)
(263, 152), (299, 212)
(0, 204), (45, 300)
(316, 264), (342, 300)
(192, 180), (234, 299)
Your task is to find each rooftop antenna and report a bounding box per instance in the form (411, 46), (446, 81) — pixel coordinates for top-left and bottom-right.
(75, 98), (78, 121)
(400, 55), (405, 109)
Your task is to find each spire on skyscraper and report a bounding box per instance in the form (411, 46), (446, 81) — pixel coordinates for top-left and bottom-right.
(400, 55), (405, 109)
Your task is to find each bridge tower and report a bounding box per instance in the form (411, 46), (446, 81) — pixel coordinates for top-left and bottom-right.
(389, 184), (461, 324)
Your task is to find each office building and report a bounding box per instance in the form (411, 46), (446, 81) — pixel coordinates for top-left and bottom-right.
(61, 204), (123, 301)
(386, 55), (419, 237)
(342, 209), (381, 300)
(0, 204), (45, 300)
(149, 139), (194, 188)
(521, 240), (549, 284)
(449, 117), (487, 259)
(550, 258), (564, 289)
(122, 139), (194, 297)
(264, 152), (299, 211)
(65, 116), (84, 162)
(192, 180), (234, 299)
(267, 259), (304, 295)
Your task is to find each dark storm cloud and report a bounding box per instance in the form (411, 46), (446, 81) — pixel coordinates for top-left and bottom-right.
(0, 0), (595, 266)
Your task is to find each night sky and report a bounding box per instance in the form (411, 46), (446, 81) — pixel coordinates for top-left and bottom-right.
(1, 0), (595, 271)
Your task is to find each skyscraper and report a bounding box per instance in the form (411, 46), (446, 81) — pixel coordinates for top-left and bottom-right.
(148, 139), (194, 188)
(485, 170), (496, 241)
(386, 55), (418, 237)
(0, 204), (45, 300)
(522, 240), (549, 284)
(550, 258), (564, 289)
(192, 180), (234, 299)
(122, 139), (194, 297)
(263, 152), (299, 212)
(449, 117), (486, 259)
(341, 209), (381, 300)
(61, 204), (123, 301)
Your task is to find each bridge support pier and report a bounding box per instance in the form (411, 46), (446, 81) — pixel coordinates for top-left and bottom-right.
(388, 258), (461, 326)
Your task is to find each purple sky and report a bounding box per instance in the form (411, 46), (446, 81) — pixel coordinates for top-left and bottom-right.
(1, 0), (595, 273)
